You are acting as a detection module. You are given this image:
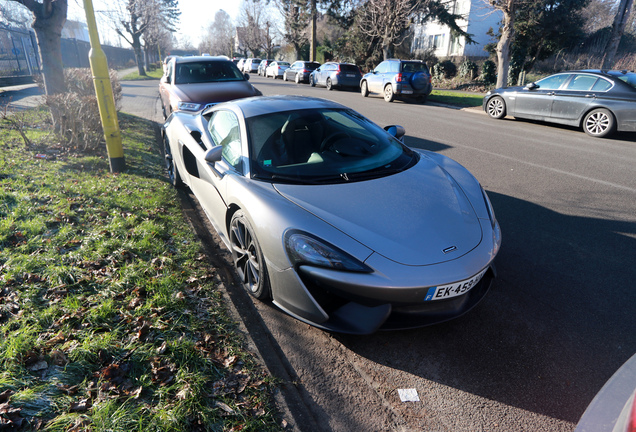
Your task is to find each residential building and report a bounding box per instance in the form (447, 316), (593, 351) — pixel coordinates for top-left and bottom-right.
(411, 0), (502, 58)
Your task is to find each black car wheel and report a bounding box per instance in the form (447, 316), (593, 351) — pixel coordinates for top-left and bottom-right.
(361, 81), (369, 97)
(326, 78), (333, 91)
(486, 96), (506, 119)
(583, 108), (616, 138)
(163, 134), (183, 188)
(383, 84), (394, 102)
(230, 211), (270, 300)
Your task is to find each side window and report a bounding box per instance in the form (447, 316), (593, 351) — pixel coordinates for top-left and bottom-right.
(390, 62), (400, 73)
(566, 75), (598, 91)
(591, 78), (612, 92)
(536, 74), (571, 90)
(375, 62), (388, 74)
(292, 62), (300, 70)
(208, 111), (242, 170)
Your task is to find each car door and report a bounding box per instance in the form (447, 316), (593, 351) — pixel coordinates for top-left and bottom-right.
(189, 110), (244, 232)
(289, 62), (300, 80)
(514, 73), (572, 119)
(367, 61), (389, 93)
(550, 74), (612, 122)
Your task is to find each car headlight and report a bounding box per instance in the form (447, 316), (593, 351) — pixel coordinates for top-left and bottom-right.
(177, 102), (202, 111)
(481, 187), (502, 255)
(285, 231), (371, 272)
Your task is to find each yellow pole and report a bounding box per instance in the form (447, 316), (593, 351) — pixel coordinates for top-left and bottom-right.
(82, 0), (125, 173)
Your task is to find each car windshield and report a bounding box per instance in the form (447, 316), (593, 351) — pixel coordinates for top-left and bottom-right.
(175, 61), (245, 84)
(609, 71), (636, 89)
(247, 108), (418, 184)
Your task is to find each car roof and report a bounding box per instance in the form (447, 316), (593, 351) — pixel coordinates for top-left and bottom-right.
(175, 56), (231, 64)
(207, 95), (348, 119)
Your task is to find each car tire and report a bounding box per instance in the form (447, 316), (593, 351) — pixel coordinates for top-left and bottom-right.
(230, 210), (271, 300)
(283, 72), (288, 81)
(163, 134), (183, 188)
(295, 74), (300, 84)
(361, 81), (369, 97)
(383, 84), (394, 102)
(326, 78), (333, 91)
(486, 96), (506, 119)
(583, 108), (616, 138)
(310, 76), (316, 87)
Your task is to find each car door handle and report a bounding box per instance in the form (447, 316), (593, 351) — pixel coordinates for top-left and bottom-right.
(547, 92), (556, 96)
(585, 94), (597, 98)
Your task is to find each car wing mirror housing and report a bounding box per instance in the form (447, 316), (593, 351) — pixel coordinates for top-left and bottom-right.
(244, 73), (250, 80)
(384, 125), (406, 140)
(204, 146), (223, 163)
(525, 82), (538, 90)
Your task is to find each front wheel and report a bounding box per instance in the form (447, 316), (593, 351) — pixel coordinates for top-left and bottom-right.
(361, 81), (369, 97)
(310, 76), (316, 87)
(583, 108), (616, 138)
(230, 211), (270, 300)
(486, 96), (506, 119)
(383, 84), (394, 102)
(163, 134), (183, 188)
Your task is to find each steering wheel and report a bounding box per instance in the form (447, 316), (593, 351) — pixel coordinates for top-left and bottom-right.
(320, 131), (350, 152)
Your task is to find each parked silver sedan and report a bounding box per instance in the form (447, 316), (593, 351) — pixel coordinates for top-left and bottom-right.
(483, 70), (636, 138)
(162, 96), (501, 334)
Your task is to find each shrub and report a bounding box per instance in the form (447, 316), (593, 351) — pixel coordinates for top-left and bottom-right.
(432, 60), (457, 80)
(481, 60), (497, 85)
(459, 59), (478, 80)
(45, 68), (122, 153)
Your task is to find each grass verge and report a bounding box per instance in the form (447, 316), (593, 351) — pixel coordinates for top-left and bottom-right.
(121, 69), (164, 81)
(0, 108), (282, 431)
(429, 90), (485, 108)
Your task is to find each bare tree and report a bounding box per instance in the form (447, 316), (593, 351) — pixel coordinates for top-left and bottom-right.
(358, 0), (423, 60)
(602, 0), (635, 68)
(200, 9), (235, 57)
(4, 0), (67, 95)
(277, 0), (310, 59)
(237, 0), (268, 57)
(105, 0), (179, 76)
(487, 0), (516, 88)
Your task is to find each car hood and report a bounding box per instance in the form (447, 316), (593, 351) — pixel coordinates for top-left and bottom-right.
(174, 81), (258, 104)
(274, 157), (483, 266)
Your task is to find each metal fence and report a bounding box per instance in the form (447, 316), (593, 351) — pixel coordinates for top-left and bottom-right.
(0, 25), (135, 84)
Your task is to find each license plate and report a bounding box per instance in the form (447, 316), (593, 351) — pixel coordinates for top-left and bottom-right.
(346, 74), (355, 77)
(401, 90), (413, 94)
(424, 268), (488, 301)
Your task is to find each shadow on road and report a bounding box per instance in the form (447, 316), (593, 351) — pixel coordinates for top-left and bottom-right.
(337, 191), (636, 424)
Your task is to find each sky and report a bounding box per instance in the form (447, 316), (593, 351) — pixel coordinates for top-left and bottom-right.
(67, 0), (246, 49)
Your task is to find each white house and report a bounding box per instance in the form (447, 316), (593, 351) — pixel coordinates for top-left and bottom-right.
(411, 0), (502, 58)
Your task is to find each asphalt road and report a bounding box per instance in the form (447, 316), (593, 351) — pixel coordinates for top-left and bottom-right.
(120, 75), (636, 432)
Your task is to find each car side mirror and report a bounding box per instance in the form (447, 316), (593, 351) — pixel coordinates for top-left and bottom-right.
(160, 76), (167, 83)
(525, 82), (538, 90)
(204, 146), (223, 163)
(244, 73), (250, 81)
(384, 125), (406, 140)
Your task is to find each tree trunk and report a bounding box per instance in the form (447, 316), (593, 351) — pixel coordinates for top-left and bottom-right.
(310, 0), (317, 61)
(602, 0), (634, 69)
(496, 0), (515, 88)
(132, 34), (146, 76)
(30, 0), (68, 95)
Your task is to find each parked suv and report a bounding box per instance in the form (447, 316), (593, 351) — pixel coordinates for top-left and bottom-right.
(360, 59), (432, 102)
(310, 62), (362, 90)
(284, 61), (321, 83)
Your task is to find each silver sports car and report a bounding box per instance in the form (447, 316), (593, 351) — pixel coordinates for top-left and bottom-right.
(162, 96), (501, 334)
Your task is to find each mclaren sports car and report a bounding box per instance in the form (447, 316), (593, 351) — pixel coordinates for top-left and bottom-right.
(162, 96), (502, 334)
